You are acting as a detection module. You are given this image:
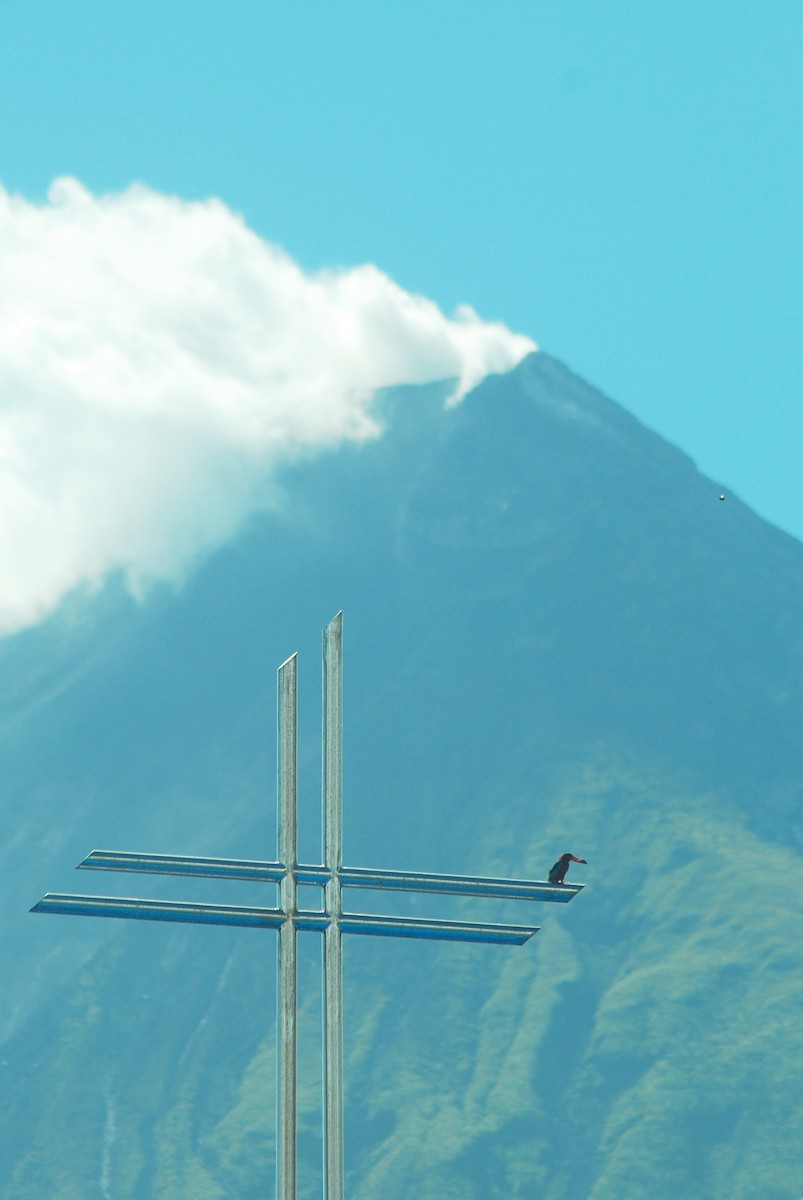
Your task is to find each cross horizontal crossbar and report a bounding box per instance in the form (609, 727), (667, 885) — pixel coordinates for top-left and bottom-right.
(31, 893), (285, 929)
(79, 850), (286, 883)
(78, 850), (582, 902)
(31, 893), (540, 945)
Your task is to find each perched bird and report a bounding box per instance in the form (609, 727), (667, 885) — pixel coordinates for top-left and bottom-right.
(548, 852), (587, 884)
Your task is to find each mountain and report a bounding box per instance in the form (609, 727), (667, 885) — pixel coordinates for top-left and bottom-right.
(0, 352), (801, 1199)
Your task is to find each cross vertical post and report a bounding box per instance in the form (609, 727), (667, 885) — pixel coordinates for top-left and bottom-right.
(277, 654), (298, 1200)
(322, 613), (344, 1200)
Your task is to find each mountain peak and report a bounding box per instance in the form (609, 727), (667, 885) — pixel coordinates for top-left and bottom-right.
(2, 352), (802, 1200)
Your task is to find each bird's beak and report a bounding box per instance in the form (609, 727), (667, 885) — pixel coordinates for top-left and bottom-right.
(574, 857), (587, 864)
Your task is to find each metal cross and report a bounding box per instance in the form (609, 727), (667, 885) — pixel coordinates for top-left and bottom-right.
(32, 613), (583, 1199)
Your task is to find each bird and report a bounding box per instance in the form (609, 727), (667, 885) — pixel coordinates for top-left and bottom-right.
(548, 852), (587, 884)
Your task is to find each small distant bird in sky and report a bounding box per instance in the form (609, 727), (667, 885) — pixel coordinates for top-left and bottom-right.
(548, 852), (587, 884)
(719, 494), (726, 501)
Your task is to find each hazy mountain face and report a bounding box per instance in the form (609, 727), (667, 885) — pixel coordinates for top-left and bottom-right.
(1, 353), (801, 1199)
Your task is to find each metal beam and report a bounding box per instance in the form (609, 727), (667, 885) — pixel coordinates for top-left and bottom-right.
(277, 654), (298, 1200)
(322, 613), (344, 1200)
(30, 894), (286, 929)
(78, 850), (286, 883)
(30, 894), (540, 945)
(339, 867), (581, 903)
(78, 852), (581, 903)
(339, 913), (539, 945)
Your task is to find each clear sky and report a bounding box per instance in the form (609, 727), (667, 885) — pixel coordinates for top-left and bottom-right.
(1, 0), (801, 552)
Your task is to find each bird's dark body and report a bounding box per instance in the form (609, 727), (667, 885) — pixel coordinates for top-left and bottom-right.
(548, 852), (587, 884)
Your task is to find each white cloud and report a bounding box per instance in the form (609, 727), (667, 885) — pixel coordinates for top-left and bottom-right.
(0, 177), (535, 635)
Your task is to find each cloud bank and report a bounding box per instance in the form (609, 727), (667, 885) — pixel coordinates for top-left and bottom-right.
(0, 178), (535, 636)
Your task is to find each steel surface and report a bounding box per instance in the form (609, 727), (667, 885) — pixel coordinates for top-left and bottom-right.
(78, 853), (582, 903)
(31, 893), (285, 928)
(78, 849), (286, 882)
(339, 913), (539, 944)
(339, 866), (582, 902)
(32, 895), (540, 944)
(322, 614), (344, 1200)
(278, 654), (298, 1200)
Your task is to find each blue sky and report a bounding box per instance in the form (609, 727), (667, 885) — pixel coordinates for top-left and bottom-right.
(1, 0), (801, 557)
